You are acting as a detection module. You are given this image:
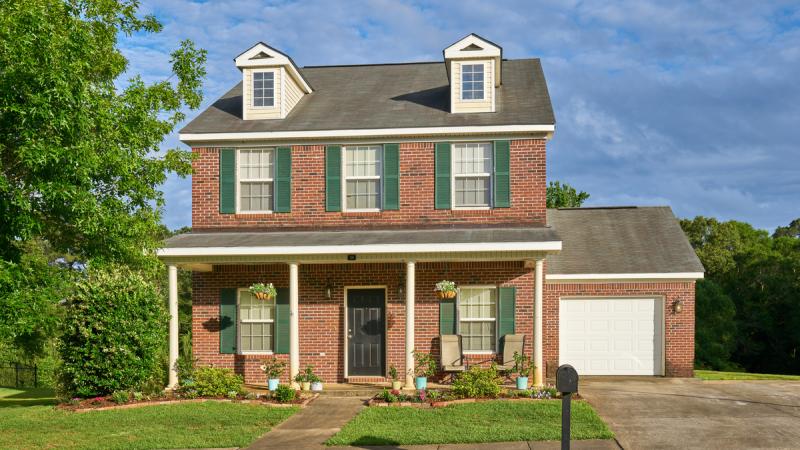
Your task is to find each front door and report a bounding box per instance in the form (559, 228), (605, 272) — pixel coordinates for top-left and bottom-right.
(347, 289), (385, 376)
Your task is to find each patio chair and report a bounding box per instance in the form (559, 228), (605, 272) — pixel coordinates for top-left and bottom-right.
(496, 334), (525, 375)
(439, 334), (466, 380)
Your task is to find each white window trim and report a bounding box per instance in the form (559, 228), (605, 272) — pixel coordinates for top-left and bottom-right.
(460, 63), (486, 102)
(457, 285), (499, 354)
(236, 147), (275, 214)
(341, 145), (383, 212)
(237, 288), (275, 355)
(451, 142), (493, 210)
(252, 70), (276, 110)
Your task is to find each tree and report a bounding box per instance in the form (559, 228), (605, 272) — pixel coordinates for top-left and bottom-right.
(0, 0), (206, 266)
(694, 279), (737, 370)
(774, 219), (800, 239)
(546, 181), (590, 208)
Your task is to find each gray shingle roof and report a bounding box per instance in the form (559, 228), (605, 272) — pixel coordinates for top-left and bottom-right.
(546, 206), (704, 275)
(180, 58), (554, 135)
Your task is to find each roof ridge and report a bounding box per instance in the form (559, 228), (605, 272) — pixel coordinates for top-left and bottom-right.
(301, 57), (539, 70)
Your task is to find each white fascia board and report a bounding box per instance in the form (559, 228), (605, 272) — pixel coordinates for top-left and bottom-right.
(157, 240), (562, 258)
(444, 35), (501, 59)
(179, 124), (555, 143)
(546, 272), (705, 281)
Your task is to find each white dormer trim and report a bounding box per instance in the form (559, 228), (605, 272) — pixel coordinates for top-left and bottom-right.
(444, 34), (502, 87)
(235, 42), (313, 94)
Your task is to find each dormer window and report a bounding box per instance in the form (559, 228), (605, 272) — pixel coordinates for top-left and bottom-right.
(253, 71), (275, 108)
(461, 64), (485, 100)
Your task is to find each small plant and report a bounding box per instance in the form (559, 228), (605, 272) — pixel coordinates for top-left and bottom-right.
(513, 351), (531, 377)
(273, 384), (296, 403)
(227, 390), (239, 399)
(452, 364), (502, 399)
(389, 365), (399, 381)
(413, 350), (437, 378)
(193, 366), (244, 397)
(244, 391), (258, 400)
(260, 357), (287, 379)
(427, 390), (441, 401)
(249, 282), (277, 300)
(532, 385), (558, 399)
(434, 280), (457, 299)
(132, 391), (145, 402)
(380, 388), (399, 403)
(175, 355), (197, 386)
(111, 390), (130, 404)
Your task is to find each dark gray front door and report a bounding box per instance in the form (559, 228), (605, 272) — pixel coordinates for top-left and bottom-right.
(347, 289), (385, 376)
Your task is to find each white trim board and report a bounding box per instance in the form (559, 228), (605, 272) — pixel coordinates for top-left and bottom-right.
(179, 124), (555, 143)
(157, 240), (563, 258)
(546, 272), (704, 282)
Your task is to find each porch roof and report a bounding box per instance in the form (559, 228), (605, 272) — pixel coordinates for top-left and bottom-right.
(157, 226), (561, 264)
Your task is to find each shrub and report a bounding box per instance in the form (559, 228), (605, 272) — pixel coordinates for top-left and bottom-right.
(273, 384), (296, 403)
(111, 390), (130, 404)
(413, 350), (437, 378)
(57, 267), (168, 397)
(452, 365), (502, 399)
(193, 366), (244, 397)
(379, 388), (398, 403)
(175, 353), (197, 385)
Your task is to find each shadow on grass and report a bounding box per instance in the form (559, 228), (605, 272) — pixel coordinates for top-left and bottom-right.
(0, 387), (56, 408)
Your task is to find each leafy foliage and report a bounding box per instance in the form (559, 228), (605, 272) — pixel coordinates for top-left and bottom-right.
(694, 279), (737, 370)
(546, 181), (590, 208)
(452, 365), (502, 398)
(260, 357), (286, 379)
(57, 267), (168, 397)
(193, 367), (244, 398)
(273, 384), (296, 403)
(413, 351), (437, 378)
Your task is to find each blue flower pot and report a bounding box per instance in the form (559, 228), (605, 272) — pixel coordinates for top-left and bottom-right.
(516, 376), (529, 390)
(268, 378), (280, 391)
(415, 376), (427, 390)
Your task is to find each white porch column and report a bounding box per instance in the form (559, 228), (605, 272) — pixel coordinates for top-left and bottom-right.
(289, 262), (300, 388)
(405, 261), (416, 388)
(168, 265), (179, 389)
(533, 259), (544, 386)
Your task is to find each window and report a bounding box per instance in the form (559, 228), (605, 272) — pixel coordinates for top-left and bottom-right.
(458, 287), (497, 352)
(238, 148), (274, 212)
(453, 142), (492, 208)
(238, 289), (274, 353)
(253, 71), (275, 107)
(461, 64), (484, 100)
(344, 145), (382, 210)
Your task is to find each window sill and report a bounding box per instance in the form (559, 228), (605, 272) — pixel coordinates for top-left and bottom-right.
(464, 351), (496, 355)
(238, 352), (274, 357)
(341, 209), (382, 214)
(235, 210), (273, 215)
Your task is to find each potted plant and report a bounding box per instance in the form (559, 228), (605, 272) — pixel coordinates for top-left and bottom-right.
(513, 351), (531, 390)
(389, 365), (402, 390)
(434, 280), (457, 299)
(260, 357), (286, 391)
(413, 350), (437, 390)
(310, 373), (323, 392)
(295, 365), (316, 391)
(249, 282), (277, 301)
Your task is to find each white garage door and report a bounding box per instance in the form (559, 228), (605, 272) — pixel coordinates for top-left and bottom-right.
(559, 298), (663, 375)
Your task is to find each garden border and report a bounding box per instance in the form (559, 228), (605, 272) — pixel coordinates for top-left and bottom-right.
(367, 395), (581, 408)
(67, 394), (318, 413)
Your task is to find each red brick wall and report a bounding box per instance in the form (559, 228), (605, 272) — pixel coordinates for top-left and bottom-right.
(191, 139), (546, 230)
(192, 262), (534, 384)
(543, 281), (696, 377)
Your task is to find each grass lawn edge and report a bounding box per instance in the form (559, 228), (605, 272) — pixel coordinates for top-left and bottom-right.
(695, 370), (800, 381)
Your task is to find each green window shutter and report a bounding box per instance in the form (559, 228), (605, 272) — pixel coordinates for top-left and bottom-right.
(434, 142), (451, 209)
(498, 287), (516, 352)
(325, 145), (342, 212)
(219, 148), (236, 214)
(383, 143), (400, 210)
(493, 140), (511, 208)
(439, 297), (457, 335)
(274, 288), (290, 354)
(219, 288), (238, 354)
(274, 147), (292, 212)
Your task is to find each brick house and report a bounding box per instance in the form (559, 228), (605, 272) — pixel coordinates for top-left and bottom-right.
(158, 34), (703, 388)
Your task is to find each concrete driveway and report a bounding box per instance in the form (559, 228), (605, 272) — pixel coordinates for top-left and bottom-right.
(580, 377), (800, 450)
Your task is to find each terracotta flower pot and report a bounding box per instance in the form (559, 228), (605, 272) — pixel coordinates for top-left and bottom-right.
(435, 291), (446, 299)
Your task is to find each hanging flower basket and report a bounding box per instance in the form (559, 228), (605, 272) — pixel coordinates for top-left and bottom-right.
(434, 280), (457, 300)
(249, 283), (277, 301)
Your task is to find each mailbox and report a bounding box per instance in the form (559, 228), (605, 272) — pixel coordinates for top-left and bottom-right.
(556, 364), (579, 393)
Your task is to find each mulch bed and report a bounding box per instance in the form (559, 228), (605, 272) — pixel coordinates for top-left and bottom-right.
(59, 392), (318, 413)
(367, 393), (581, 408)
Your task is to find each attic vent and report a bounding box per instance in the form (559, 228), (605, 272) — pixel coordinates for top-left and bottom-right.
(460, 43), (484, 51)
(249, 51), (273, 60)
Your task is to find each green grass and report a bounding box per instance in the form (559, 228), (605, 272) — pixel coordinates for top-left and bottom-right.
(325, 400), (614, 446)
(695, 370), (800, 381)
(0, 387), (298, 449)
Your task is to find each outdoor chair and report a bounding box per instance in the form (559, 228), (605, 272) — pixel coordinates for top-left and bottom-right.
(439, 334), (466, 381)
(496, 334), (525, 377)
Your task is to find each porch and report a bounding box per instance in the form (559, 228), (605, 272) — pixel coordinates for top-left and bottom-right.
(158, 227), (561, 389)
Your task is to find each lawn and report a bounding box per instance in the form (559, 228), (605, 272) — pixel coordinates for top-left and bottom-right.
(0, 387), (297, 449)
(695, 370), (800, 381)
(325, 400), (614, 446)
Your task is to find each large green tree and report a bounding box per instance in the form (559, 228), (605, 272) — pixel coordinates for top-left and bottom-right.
(0, 0), (206, 266)
(546, 181), (590, 208)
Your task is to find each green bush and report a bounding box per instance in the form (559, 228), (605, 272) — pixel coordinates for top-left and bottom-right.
(273, 384), (296, 403)
(452, 365), (502, 399)
(193, 366), (244, 397)
(111, 390), (130, 404)
(56, 267), (168, 397)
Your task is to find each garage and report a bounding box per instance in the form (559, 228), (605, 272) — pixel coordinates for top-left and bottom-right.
(559, 297), (664, 375)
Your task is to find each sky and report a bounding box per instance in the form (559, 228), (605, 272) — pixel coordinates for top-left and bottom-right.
(119, 0), (800, 232)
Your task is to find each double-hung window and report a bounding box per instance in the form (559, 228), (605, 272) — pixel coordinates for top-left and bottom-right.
(344, 145), (382, 210)
(238, 148), (274, 213)
(458, 287), (497, 352)
(453, 142), (492, 208)
(252, 71), (275, 107)
(238, 289), (274, 353)
(461, 64), (484, 100)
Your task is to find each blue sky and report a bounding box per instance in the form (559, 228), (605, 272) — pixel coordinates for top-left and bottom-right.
(120, 0), (800, 232)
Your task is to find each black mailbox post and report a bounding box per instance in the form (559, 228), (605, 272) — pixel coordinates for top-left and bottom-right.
(556, 364), (579, 450)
